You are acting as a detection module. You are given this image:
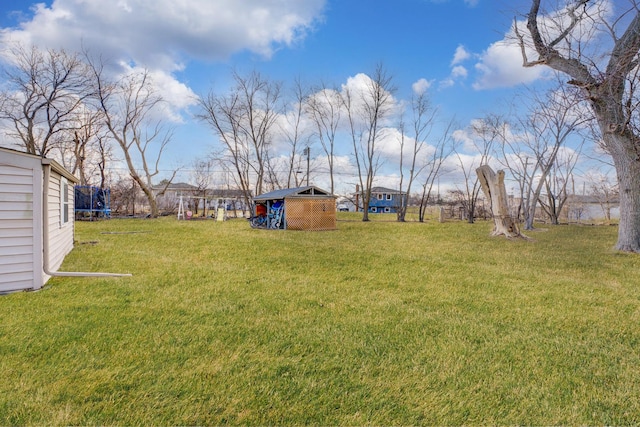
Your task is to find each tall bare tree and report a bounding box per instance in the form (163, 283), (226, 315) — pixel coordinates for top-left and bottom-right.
(278, 79), (310, 188)
(305, 83), (342, 194)
(453, 118), (498, 223)
(416, 119), (455, 222)
(54, 107), (109, 186)
(0, 44), (93, 157)
(538, 144), (583, 224)
(587, 171), (619, 223)
(498, 83), (588, 229)
(342, 65), (396, 221)
(518, 0), (640, 251)
(198, 71), (282, 208)
(89, 60), (175, 218)
(191, 159), (213, 217)
(396, 90), (438, 222)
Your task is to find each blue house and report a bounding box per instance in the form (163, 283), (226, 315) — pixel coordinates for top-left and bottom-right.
(364, 186), (408, 213)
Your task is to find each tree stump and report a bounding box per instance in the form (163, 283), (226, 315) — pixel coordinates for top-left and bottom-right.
(476, 165), (525, 239)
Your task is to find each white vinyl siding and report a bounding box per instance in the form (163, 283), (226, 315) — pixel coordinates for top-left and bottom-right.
(0, 149), (76, 292)
(0, 159), (42, 292)
(46, 170), (74, 273)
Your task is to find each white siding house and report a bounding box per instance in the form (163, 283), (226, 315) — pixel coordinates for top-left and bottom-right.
(0, 147), (78, 293)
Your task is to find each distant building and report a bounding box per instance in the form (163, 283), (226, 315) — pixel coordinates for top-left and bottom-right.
(563, 194), (620, 222)
(335, 195), (355, 212)
(358, 186), (408, 213)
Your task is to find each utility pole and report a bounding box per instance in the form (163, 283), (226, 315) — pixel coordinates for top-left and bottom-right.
(304, 147), (310, 186)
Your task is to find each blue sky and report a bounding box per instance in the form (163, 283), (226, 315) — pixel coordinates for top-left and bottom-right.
(1, 0), (583, 193)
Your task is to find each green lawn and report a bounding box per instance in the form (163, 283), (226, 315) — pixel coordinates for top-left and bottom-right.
(1, 216), (639, 425)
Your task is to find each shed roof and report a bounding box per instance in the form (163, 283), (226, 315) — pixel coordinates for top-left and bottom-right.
(1, 147), (78, 183)
(254, 186), (334, 201)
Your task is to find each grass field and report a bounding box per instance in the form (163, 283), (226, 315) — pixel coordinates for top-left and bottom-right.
(1, 215), (640, 425)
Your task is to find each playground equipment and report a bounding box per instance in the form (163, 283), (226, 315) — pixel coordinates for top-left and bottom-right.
(74, 186), (111, 220)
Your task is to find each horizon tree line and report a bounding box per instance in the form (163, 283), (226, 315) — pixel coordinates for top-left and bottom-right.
(0, 32), (620, 235)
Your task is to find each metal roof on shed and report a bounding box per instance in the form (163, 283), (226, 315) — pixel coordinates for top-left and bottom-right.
(253, 186), (334, 201)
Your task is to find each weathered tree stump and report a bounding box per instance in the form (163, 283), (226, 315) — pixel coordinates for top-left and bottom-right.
(476, 165), (526, 239)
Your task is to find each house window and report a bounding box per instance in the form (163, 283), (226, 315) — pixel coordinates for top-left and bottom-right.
(386, 194), (392, 200)
(61, 177), (70, 225)
(384, 207), (391, 213)
(377, 194), (383, 200)
(371, 207), (377, 213)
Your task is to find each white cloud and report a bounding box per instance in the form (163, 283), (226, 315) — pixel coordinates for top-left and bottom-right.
(451, 45), (470, 66)
(1, 0), (326, 69)
(376, 127), (404, 160)
(472, 38), (547, 90)
(341, 73), (373, 97)
(340, 73), (402, 124)
(438, 46), (471, 89)
(439, 78), (455, 89)
(452, 128), (475, 151)
(451, 65), (468, 79)
(412, 78), (432, 95)
(0, 0), (326, 128)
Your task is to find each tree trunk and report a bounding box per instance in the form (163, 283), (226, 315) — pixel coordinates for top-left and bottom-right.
(520, 0), (640, 251)
(362, 190), (370, 222)
(476, 165), (525, 239)
(524, 203), (535, 230)
(608, 134), (640, 252)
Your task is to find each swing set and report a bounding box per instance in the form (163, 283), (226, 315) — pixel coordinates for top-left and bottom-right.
(176, 194), (232, 221)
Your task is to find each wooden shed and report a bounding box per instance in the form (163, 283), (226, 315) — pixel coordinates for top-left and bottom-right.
(0, 147), (79, 293)
(253, 186), (337, 231)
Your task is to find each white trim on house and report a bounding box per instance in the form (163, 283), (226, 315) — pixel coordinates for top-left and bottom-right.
(60, 176), (70, 226)
(44, 165), (75, 280)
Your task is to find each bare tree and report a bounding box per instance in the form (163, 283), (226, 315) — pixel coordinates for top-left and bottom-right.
(342, 65), (396, 221)
(53, 107), (111, 186)
(0, 44), (93, 157)
(452, 118), (498, 223)
(191, 159), (213, 217)
(396, 89), (438, 222)
(89, 60), (176, 218)
(416, 119), (455, 222)
(199, 89), (252, 208)
(198, 71), (282, 208)
(111, 175), (141, 216)
(280, 79), (312, 189)
(588, 171), (619, 223)
(518, 0), (640, 251)
(498, 82), (588, 229)
(95, 131), (115, 190)
(305, 83), (342, 194)
(536, 139), (582, 224)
